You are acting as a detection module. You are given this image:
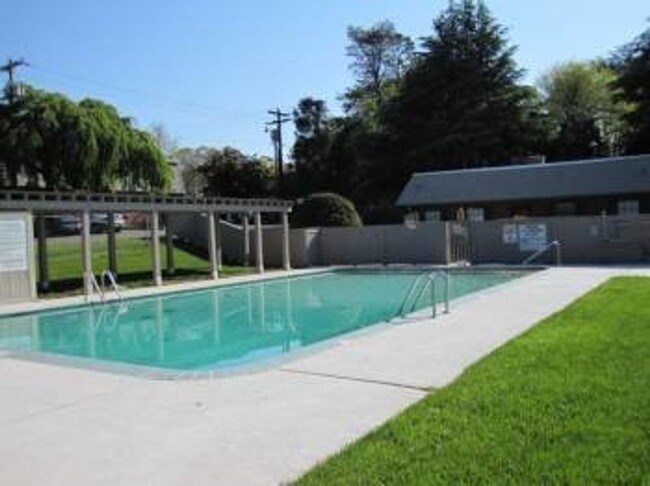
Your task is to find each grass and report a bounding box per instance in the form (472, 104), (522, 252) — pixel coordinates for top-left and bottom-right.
(296, 277), (650, 485)
(38, 236), (253, 295)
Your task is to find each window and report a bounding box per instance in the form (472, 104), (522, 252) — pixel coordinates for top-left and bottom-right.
(618, 200), (639, 216)
(467, 207), (484, 222)
(424, 210), (440, 221)
(554, 202), (576, 216)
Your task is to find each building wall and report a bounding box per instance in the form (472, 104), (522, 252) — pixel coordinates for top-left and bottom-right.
(0, 211), (36, 303)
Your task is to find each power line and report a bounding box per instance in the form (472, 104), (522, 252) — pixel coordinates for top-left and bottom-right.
(265, 108), (292, 192)
(27, 62), (262, 119)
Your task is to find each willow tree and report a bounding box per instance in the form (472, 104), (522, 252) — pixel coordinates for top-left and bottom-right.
(0, 84), (171, 192)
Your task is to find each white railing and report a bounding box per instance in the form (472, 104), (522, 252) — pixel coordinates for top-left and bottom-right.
(522, 240), (562, 266)
(101, 270), (123, 301)
(398, 270), (450, 319)
(85, 272), (104, 303)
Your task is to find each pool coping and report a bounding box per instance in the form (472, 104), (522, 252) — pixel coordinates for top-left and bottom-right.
(0, 265), (548, 380)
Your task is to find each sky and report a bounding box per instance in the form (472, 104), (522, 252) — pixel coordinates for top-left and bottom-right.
(1, 1), (648, 158)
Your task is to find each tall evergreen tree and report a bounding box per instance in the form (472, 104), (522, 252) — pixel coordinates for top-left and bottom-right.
(384, 0), (538, 191)
(613, 24), (650, 154)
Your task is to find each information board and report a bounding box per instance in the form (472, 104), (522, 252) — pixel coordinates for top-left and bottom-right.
(0, 219), (29, 272)
(517, 223), (548, 252)
(502, 224), (518, 244)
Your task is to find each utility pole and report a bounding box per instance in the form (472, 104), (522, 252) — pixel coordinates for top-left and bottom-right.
(266, 108), (291, 195)
(1, 58), (29, 103)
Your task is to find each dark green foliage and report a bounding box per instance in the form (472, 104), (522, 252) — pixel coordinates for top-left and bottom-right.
(613, 24), (650, 153)
(198, 146), (275, 197)
(292, 98), (363, 199)
(291, 192), (362, 228)
(0, 85), (171, 191)
(539, 62), (629, 160)
(296, 277), (650, 484)
(344, 21), (414, 118)
(384, 0), (537, 188)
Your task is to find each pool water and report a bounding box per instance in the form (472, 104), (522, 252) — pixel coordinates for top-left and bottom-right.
(0, 269), (530, 372)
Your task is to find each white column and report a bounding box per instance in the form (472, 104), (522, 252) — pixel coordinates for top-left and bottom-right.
(151, 210), (162, 286)
(36, 214), (49, 291)
(242, 213), (251, 266)
(281, 211), (291, 271)
(165, 214), (175, 275)
(107, 211), (118, 275)
(215, 211), (223, 270)
(81, 209), (92, 295)
(208, 211), (219, 280)
(255, 211), (264, 274)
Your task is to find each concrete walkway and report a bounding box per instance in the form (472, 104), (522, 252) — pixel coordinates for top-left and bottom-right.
(0, 266), (647, 485)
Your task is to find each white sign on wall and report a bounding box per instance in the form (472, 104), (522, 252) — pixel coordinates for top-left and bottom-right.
(517, 223), (548, 252)
(0, 219), (29, 272)
(502, 224), (518, 244)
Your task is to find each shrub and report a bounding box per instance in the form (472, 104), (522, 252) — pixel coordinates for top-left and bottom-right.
(291, 192), (363, 228)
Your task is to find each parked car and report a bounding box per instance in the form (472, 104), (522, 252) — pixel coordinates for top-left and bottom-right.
(41, 214), (81, 235)
(90, 213), (125, 233)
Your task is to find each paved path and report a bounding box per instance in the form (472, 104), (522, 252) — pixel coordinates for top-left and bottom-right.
(0, 266), (647, 485)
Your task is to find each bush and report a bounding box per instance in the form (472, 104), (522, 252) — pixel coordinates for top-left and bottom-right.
(291, 192), (363, 228)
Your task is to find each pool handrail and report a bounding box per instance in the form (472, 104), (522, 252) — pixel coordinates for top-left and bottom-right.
(85, 272), (104, 303)
(522, 240), (562, 266)
(101, 269), (124, 301)
(398, 270), (450, 319)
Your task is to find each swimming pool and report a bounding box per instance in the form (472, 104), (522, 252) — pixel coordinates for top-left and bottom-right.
(0, 269), (532, 373)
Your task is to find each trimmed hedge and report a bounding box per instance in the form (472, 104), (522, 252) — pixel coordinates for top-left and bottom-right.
(291, 192), (363, 228)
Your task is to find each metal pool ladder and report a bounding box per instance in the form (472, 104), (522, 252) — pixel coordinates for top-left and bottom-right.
(397, 270), (450, 319)
(101, 270), (124, 301)
(85, 272), (105, 303)
(84, 270), (123, 303)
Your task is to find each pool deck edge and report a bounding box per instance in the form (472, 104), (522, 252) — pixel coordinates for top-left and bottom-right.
(0, 265), (648, 485)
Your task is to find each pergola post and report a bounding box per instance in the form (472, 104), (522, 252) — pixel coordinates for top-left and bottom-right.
(165, 214), (175, 275)
(208, 211), (219, 280)
(255, 211), (264, 274)
(81, 209), (92, 295)
(215, 211), (222, 270)
(107, 211), (118, 275)
(36, 214), (49, 291)
(281, 211), (291, 271)
(242, 213), (251, 266)
(151, 210), (162, 286)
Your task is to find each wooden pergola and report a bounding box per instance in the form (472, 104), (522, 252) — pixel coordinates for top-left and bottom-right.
(0, 190), (293, 295)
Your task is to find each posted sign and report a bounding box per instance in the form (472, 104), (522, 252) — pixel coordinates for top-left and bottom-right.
(0, 219), (29, 272)
(517, 223), (548, 252)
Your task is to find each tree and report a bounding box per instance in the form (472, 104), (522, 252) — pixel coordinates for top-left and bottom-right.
(174, 146), (213, 195)
(613, 24), (650, 153)
(292, 97), (332, 193)
(383, 0), (536, 193)
(539, 61), (629, 159)
(0, 84), (171, 191)
(345, 21), (414, 119)
(291, 192), (362, 228)
(291, 97), (363, 199)
(199, 147), (274, 197)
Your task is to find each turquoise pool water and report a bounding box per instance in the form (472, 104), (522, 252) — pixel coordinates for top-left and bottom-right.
(0, 269), (530, 372)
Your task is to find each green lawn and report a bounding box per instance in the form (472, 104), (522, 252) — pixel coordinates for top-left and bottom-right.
(296, 277), (650, 484)
(38, 236), (253, 295)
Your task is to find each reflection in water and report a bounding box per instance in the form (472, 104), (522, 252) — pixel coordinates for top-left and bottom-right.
(0, 271), (524, 371)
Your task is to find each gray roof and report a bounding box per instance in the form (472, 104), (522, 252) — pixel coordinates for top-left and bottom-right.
(396, 154), (650, 207)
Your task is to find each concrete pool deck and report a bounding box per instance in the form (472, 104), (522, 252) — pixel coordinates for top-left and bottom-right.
(0, 266), (648, 485)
